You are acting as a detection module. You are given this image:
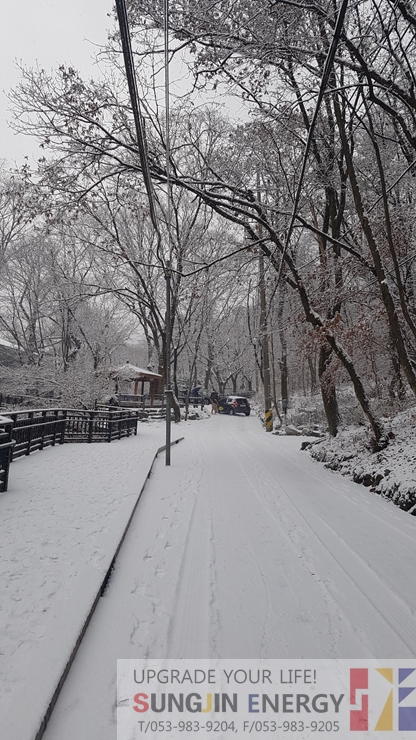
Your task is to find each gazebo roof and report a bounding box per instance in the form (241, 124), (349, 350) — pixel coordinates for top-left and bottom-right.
(109, 362), (162, 382)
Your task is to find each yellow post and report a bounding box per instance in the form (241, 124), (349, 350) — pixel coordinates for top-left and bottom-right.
(265, 409), (273, 432)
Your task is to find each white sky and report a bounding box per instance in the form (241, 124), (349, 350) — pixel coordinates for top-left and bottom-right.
(0, 0), (114, 166)
(0, 1), (247, 169)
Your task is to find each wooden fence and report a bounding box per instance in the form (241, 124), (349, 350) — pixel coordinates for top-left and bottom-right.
(64, 409), (139, 443)
(0, 416), (15, 493)
(0, 408), (139, 492)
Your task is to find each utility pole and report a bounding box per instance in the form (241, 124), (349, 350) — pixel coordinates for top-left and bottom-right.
(257, 171), (273, 432)
(164, 0), (172, 465)
(165, 260), (172, 464)
(115, 0), (174, 462)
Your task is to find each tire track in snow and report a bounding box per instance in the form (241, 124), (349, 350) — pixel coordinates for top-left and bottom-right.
(207, 517), (220, 657)
(245, 423), (416, 545)
(198, 418), (335, 656)
(229, 427), (362, 655)
(200, 419), (290, 657)
(164, 437), (216, 658)
(165, 493), (202, 656)
(218, 430), (293, 654)
(229, 422), (416, 656)
(261, 448), (416, 653)
(300, 510), (416, 651)
(218, 424), (340, 656)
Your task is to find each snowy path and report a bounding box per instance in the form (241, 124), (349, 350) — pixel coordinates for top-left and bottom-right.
(37, 414), (416, 740)
(0, 424), (167, 740)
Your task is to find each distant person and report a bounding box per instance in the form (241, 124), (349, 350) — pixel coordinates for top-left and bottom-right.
(210, 390), (219, 414)
(191, 386), (201, 407)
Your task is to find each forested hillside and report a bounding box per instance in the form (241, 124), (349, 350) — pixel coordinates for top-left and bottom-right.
(1, 0), (416, 452)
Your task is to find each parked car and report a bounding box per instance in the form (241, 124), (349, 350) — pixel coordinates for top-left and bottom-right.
(218, 395), (251, 416)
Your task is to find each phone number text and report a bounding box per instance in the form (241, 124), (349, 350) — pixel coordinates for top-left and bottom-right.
(136, 720), (340, 733)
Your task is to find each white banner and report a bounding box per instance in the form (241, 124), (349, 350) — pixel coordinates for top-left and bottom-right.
(117, 659), (416, 739)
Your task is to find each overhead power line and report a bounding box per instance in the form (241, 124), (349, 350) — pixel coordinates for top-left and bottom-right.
(115, 0), (162, 255)
(115, 0), (174, 465)
(274, 0), (349, 286)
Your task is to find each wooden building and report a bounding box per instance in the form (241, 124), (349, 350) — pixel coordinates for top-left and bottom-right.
(109, 362), (163, 407)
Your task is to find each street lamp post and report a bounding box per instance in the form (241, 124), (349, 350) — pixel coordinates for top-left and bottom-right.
(164, 0), (172, 465)
(165, 260), (172, 464)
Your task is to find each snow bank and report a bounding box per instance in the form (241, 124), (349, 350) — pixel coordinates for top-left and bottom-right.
(308, 407), (416, 514)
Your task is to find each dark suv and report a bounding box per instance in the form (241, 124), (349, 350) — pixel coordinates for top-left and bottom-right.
(218, 395), (251, 416)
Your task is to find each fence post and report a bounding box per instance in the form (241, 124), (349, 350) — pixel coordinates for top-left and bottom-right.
(3, 440), (14, 490)
(60, 410), (67, 444)
(40, 410), (47, 450)
(88, 411), (94, 443)
(26, 411), (34, 455)
(51, 409), (59, 446)
(108, 411), (113, 443)
(0, 416), (15, 492)
(9, 413), (17, 462)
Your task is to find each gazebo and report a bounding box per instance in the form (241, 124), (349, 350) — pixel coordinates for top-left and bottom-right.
(109, 362), (163, 407)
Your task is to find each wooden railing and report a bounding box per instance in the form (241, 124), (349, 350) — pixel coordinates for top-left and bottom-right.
(117, 393), (166, 408)
(64, 409), (139, 443)
(116, 392), (208, 408)
(0, 408), (139, 492)
(0, 415), (15, 493)
(8, 409), (67, 459)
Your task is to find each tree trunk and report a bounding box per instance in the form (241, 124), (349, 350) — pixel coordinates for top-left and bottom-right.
(334, 94), (416, 397)
(204, 342), (214, 389)
(276, 281), (288, 417)
(318, 343), (339, 436)
(282, 249), (386, 449)
(308, 356), (317, 394)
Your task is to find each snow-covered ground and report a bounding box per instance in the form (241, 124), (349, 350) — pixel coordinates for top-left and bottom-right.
(0, 425), (166, 740)
(1, 414), (416, 740)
